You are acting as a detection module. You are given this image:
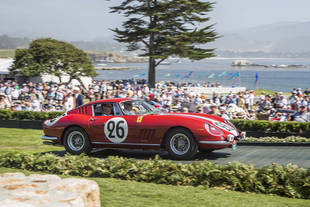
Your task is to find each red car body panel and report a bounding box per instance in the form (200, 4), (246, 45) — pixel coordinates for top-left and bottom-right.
(43, 98), (241, 151)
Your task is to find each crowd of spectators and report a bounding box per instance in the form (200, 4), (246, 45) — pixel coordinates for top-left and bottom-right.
(258, 89), (310, 122)
(0, 81), (83, 112)
(0, 79), (310, 122)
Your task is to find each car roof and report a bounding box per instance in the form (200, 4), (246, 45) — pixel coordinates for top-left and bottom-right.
(86, 98), (132, 106)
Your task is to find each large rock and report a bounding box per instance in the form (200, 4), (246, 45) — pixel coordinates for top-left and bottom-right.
(0, 173), (100, 207)
(48, 178), (100, 207)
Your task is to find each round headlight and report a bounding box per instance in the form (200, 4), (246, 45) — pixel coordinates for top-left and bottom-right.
(45, 113), (67, 126)
(205, 122), (223, 136)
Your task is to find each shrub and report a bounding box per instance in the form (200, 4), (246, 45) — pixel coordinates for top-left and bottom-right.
(230, 119), (310, 133)
(0, 152), (309, 199)
(240, 136), (310, 143)
(0, 109), (13, 119)
(0, 110), (62, 120)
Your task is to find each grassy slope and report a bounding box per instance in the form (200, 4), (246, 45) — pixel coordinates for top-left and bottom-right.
(0, 128), (309, 207)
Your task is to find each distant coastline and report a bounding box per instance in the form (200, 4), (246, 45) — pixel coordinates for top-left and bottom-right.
(94, 58), (310, 92)
(231, 59), (305, 68)
(94, 66), (130, 70)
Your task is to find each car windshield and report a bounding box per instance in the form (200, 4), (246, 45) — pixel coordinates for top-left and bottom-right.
(119, 100), (160, 115)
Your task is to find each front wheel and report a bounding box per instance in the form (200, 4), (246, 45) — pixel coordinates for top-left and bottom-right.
(63, 127), (92, 155)
(165, 128), (198, 160)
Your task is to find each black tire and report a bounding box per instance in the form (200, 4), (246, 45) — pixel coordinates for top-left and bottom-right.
(63, 127), (92, 155)
(165, 128), (198, 160)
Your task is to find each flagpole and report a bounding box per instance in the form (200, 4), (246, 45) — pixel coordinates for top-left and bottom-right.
(255, 72), (259, 90)
(238, 70), (241, 87)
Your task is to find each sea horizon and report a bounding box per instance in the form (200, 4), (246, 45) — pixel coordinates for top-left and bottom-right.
(94, 57), (310, 92)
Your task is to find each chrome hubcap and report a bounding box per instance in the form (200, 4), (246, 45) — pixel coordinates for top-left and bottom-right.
(68, 131), (84, 151)
(170, 133), (190, 155)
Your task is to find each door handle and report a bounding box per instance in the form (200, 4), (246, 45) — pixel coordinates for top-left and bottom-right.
(90, 118), (99, 121)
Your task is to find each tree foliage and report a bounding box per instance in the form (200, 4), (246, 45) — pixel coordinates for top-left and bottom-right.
(10, 38), (96, 88)
(110, 0), (219, 87)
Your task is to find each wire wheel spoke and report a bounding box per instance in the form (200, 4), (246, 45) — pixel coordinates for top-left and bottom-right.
(170, 133), (190, 155)
(68, 131), (85, 151)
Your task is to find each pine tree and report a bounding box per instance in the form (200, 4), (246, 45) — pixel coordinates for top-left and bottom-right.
(110, 0), (219, 87)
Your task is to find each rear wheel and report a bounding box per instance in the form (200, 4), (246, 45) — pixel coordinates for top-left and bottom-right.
(63, 127), (92, 155)
(165, 128), (198, 160)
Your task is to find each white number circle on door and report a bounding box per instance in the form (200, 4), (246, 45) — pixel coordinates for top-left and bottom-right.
(104, 117), (128, 143)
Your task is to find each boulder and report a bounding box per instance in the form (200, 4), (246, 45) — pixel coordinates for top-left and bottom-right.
(0, 173), (100, 207)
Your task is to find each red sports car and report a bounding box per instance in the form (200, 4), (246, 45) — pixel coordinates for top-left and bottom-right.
(42, 98), (245, 160)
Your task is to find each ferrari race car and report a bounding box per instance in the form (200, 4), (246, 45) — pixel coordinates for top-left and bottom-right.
(42, 98), (245, 160)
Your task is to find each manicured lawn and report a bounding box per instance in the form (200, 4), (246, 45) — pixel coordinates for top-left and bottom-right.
(0, 167), (309, 207)
(0, 128), (63, 153)
(254, 89), (290, 95)
(0, 49), (15, 58)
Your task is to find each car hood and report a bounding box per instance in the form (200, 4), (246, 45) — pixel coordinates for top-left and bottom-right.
(154, 112), (238, 136)
(159, 112), (224, 122)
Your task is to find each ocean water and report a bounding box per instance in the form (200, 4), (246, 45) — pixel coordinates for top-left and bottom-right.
(94, 58), (310, 92)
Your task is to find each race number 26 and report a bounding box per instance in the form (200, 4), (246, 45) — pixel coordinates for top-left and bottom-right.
(104, 118), (128, 143)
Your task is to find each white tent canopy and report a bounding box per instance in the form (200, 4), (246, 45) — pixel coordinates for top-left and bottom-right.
(0, 58), (13, 74)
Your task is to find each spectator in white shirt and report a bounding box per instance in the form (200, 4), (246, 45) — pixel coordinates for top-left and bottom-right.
(30, 95), (41, 111)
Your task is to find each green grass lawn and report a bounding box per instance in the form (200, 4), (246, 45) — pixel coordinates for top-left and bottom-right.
(0, 128), (63, 153)
(1, 128), (310, 207)
(254, 89), (291, 96)
(0, 49), (15, 58)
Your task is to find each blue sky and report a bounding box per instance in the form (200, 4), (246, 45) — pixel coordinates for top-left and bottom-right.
(0, 0), (309, 41)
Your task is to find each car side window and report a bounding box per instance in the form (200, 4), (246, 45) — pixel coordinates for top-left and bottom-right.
(93, 103), (114, 116)
(93, 102), (123, 116)
(93, 104), (103, 116)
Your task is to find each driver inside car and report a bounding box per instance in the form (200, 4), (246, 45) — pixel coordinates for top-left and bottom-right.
(101, 103), (113, 116)
(123, 102), (137, 115)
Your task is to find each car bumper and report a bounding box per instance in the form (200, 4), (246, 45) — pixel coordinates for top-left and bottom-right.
(41, 135), (62, 147)
(41, 135), (58, 141)
(199, 131), (246, 149)
(199, 140), (232, 145)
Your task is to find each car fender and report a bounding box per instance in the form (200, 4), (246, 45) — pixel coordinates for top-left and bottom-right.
(54, 114), (92, 143)
(145, 114), (207, 144)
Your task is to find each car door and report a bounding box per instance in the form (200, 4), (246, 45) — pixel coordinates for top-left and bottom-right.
(119, 101), (161, 144)
(89, 102), (138, 145)
(124, 114), (158, 144)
